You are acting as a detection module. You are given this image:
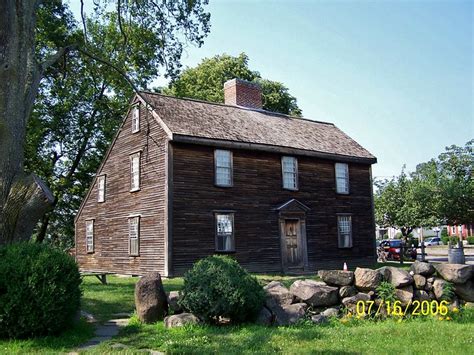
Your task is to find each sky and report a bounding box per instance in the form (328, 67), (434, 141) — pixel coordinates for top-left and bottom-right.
(70, 0), (473, 180)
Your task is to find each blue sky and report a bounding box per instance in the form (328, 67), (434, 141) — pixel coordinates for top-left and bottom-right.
(71, 0), (473, 179)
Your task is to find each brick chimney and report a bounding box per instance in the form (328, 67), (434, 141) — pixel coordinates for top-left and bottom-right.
(224, 78), (262, 109)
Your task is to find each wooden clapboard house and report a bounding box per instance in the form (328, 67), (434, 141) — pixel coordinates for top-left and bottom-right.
(75, 79), (377, 277)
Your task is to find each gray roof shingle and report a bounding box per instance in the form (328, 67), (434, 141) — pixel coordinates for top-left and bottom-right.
(141, 92), (376, 163)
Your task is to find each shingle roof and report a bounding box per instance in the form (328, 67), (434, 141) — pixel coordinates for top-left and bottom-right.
(140, 92), (376, 163)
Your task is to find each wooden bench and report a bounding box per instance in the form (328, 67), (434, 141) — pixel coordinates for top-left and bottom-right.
(80, 271), (112, 285)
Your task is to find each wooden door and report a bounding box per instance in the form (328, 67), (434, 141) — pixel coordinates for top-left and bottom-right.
(284, 220), (301, 267)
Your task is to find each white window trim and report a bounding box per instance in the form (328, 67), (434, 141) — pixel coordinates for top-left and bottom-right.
(335, 163), (350, 194)
(132, 105), (140, 133)
(130, 152), (141, 192)
(337, 214), (353, 249)
(86, 219), (94, 253)
(214, 149), (233, 187)
(128, 216), (140, 256)
(97, 175), (106, 203)
(281, 156), (298, 191)
(215, 212), (235, 252)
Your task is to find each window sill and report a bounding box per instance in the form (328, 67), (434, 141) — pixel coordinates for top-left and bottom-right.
(87, 251), (95, 254)
(98, 200), (105, 203)
(215, 184), (233, 188)
(132, 130), (140, 134)
(336, 191), (350, 195)
(129, 254), (140, 257)
(130, 188), (141, 193)
(283, 187), (299, 192)
(215, 250), (236, 254)
(338, 247), (353, 249)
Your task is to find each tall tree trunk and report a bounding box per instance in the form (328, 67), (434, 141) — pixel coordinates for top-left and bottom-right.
(0, 0), (53, 244)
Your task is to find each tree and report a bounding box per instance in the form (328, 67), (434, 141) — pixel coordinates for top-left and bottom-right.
(0, 0), (210, 244)
(163, 53), (302, 116)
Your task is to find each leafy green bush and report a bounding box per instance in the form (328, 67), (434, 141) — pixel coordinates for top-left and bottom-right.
(376, 281), (396, 302)
(0, 243), (81, 338)
(441, 236), (460, 245)
(440, 227), (448, 238)
(178, 255), (265, 324)
(441, 281), (455, 302)
(467, 237), (474, 245)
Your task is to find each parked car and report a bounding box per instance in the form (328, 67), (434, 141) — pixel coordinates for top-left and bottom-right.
(380, 239), (417, 261)
(424, 237), (443, 246)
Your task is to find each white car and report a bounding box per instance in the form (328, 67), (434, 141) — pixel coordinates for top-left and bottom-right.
(424, 237), (443, 246)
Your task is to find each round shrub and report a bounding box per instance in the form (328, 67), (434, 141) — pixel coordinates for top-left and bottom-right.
(0, 243), (82, 338)
(178, 255), (265, 323)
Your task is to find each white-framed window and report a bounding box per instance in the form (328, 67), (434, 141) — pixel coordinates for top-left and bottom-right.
(128, 216), (140, 256)
(282, 156), (298, 190)
(132, 105), (140, 133)
(215, 149), (233, 187)
(97, 175), (106, 202)
(130, 153), (141, 191)
(337, 215), (353, 248)
(335, 163), (349, 194)
(86, 220), (94, 253)
(215, 213), (235, 252)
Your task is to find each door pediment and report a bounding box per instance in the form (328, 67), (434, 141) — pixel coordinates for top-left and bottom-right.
(275, 199), (310, 214)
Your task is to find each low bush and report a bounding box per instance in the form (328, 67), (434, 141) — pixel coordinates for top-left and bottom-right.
(441, 236), (460, 245)
(375, 281), (396, 302)
(0, 243), (82, 338)
(178, 255), (265, 324)
(467, 236), (474, 245)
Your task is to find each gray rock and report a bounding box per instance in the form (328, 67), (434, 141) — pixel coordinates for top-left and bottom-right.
(410, 261), (435, 276)
(427, 277), (435, 283)
(311, 314), (328, 324)
(164, 313), (199, 328)
(354, 267), (383, 291)
(383, 267), (413, 288)
(414, 275), (426, 289)
(255, 306), (273, 326)
(264, 281), (293, 306)
(433, 278), (447, 300)
(317, 270), (354, 286)
(321, 307), (339, 318)
(395, 285), (414, 306)
(135, 272), (168, 323)
(339, 285), (358, 298)
(167, 291), (182, 314)
(275, 303), (307, 326)
(434, 264), (473, 284)
(414, 289), (431, 302)
(342, 293), (371, 311)
(454, 280), (474, 302)
(290, 279), (339, 307)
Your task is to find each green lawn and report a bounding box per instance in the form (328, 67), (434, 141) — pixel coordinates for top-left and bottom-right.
(1, 267), (473, 354)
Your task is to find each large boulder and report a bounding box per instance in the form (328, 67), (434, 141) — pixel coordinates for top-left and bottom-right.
(339, 285), (358, 298)
(274, 303), (307, 326)
(382, 267), (413, 288)
(454, 280), (474, 302)
(434, 264), (473, 284)
(342, 293), (371, 311)
(354, 268), (382, 291)
(167, 291), (182, 314)
(317, 270), (354, 286)
(290, 280), (339, 307)
(135, 272), (168, 323)
(255, 306), (273, 326)
(410, 261), (435, 276)
(311, 314), (328, 324)
(413, 275), (426, 289)
(264, 281), (293, 306)
(394, 285), (413, 306)
(321, 307), (339, 318)
(164, 313), (200, 328)
(433, 278), (447, 300)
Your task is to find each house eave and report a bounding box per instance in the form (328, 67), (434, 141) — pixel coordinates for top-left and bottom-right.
(172, 134), (377, 164)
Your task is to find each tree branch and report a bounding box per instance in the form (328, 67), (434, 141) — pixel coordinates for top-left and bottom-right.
(117, 0), (128, 47)
(80, 0), (88, 43)
(40, 44), (78, 72)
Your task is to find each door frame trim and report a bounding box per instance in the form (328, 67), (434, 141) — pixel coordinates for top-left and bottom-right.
(279, 214), (309, 272)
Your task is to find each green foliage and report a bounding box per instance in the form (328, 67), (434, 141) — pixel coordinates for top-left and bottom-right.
(441, 282), (455, 302)
(441, 236), (460, 245)
(376, 281), (396, 302)
(178, 255), (265, 323)
(0, 243), (81, 338)
(163, 53), (302, 116)
(408, 237), (419, 248)
(441, 227), (448, 238)
(467, 237), (474, 245)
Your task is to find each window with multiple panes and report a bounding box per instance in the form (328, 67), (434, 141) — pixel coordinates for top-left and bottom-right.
(130, 153), (140, 191)
(215, 213), (234, 252)
(282, 156), (298, 190)
(335, 163), (349, 194)
(132, 105), (140, 133)
(215, 149), (233, 187)
(128, 216), (140, 256)
(97, 175), (106, 202)
(337, 215), (352, 248)
(86, 220), (94, 253)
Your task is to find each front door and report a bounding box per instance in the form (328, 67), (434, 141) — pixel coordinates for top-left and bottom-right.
(284, 219), (302, 267)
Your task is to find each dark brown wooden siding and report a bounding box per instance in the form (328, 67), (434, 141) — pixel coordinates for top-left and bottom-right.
(171, 143), (376, 275)
(75, 103), (168, 275)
